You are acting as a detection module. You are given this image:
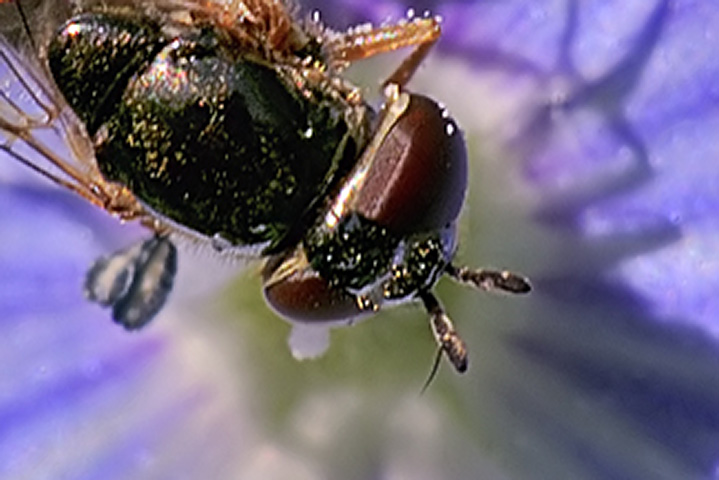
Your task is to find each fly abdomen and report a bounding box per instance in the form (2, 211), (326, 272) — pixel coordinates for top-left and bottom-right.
(48, 13), (165, 135)
(50, 14), (358, 252)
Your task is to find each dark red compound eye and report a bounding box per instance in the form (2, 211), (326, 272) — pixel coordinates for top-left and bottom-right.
(262, 93), (469, 323)
(354, 93), (468, 234)
(262, 260), (365, 323)
(0, 0), (529, 378)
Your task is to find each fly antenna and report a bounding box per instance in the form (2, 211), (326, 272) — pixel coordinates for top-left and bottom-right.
(420, 346), (443, 394)
(446, 263), (531, 294)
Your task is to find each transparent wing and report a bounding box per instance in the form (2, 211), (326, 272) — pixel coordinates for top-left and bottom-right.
(0, 0), (144, 216)
(0, 39), (97, 198)
(2, 0), (298, 56)
(0, 0), (278, 258)
(0, 0), (296, 199)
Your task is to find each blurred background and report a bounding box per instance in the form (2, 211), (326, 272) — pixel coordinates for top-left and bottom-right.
(1, 0), (718, 479)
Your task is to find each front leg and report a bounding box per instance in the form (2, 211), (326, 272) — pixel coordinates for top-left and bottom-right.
(326, 14), (442, 90)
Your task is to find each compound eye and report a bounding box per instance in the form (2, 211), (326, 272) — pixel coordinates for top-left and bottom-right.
(262, 255), (365, 323)
(355, 94), (468, 234)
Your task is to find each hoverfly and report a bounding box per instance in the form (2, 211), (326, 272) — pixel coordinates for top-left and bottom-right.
(0, 0), (530, 379)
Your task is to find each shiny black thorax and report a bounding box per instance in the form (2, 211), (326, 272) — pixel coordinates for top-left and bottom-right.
(47, 11), (467, 323)
(48, 13), (359, 251)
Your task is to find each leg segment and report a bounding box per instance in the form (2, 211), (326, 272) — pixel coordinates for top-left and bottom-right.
(326, 16), (441, 89)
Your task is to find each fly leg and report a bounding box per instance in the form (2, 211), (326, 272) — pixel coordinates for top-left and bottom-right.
(326, 13), (442, 89)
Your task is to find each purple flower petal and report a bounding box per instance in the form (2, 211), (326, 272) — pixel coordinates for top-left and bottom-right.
(2, 0), (719, 479)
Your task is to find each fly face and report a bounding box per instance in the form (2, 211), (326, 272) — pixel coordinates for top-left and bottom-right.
(0, 0), (530, 380)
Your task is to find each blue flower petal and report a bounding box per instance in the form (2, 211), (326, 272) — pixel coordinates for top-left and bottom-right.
(438, 0), (719, 476)
(0, 185), (256, 479)
(2, 1), (719, 479)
